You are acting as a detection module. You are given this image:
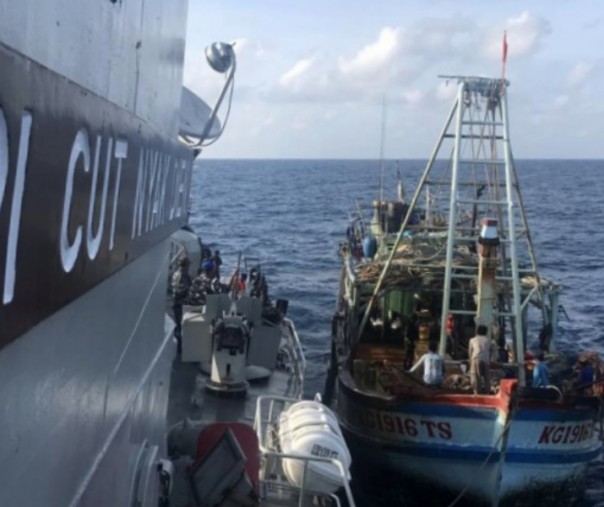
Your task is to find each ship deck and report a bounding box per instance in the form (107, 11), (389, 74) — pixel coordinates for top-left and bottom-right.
(165, 314), (306, 507)
(167, 353), (299, 430)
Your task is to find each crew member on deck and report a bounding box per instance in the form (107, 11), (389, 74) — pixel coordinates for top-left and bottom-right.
(446, 314), (456, 358)
(171, 256), (192, 354)
(532, 352), (550, 388)
(409, 341), (445, 386)
(575, 358), (595, 394)
(404, 314), (419, 370)
(202, 258), (217, 280)
(468, 324), (490, 394)
(212, 249), (222, 280)
(238, 273), (247, 295)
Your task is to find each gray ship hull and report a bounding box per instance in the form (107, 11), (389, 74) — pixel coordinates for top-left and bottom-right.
(0, 239), (175, 506)
(0, 1), (195, 505)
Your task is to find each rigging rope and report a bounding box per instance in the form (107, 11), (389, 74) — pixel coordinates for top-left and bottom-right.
(444, 417), (513, 507)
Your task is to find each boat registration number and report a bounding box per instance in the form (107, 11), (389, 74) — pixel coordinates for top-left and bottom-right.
(359, 409), (452, 440)
(537, 422), (594, 445)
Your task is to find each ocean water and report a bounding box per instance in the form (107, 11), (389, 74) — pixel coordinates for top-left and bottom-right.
(189, 158), (604, 506)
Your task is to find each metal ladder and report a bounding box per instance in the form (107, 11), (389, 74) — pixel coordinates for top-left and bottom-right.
(437, 77), (545, 386)
(359, 76), (546, 387)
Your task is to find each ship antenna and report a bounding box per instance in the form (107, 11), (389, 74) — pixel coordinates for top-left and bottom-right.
(378, 94), (387, 230)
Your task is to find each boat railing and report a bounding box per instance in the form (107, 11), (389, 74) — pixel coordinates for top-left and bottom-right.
(168, 239), (187, 270)
(282, 318), (306, 397)
(254, 395), (356, 507)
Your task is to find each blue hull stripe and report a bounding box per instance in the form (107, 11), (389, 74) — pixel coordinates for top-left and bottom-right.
(394, 402), (499, 420)
(351, 435), (602, 465)
(505, 447), (602, 464)
(512, 409), (597, 422)
(381, 442), (501, 463)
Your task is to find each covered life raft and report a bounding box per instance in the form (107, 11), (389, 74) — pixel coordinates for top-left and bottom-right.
(278, 400), (352, 494)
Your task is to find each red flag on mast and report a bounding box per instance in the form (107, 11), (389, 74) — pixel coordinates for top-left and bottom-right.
(502, 31), (508, 64)
(500, 31), (508, 95)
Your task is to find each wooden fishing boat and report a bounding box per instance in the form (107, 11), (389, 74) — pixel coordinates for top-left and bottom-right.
(326, 76), (603, 506)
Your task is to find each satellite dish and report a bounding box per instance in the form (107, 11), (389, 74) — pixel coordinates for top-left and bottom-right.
(178, 42), (236, 147)
(179, 87), (222, 141)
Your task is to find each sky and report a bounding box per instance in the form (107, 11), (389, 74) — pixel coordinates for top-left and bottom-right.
(183, 1), (604, 159)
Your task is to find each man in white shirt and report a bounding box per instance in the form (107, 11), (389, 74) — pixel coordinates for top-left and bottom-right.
(468, 324), (491, 394)
(410, 341), (445, 386)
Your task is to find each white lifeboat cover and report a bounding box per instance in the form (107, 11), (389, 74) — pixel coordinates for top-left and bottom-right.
(278, 401), (351, 494)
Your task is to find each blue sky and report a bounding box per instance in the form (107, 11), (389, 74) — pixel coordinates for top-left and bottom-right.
(184, 1), (604, 159)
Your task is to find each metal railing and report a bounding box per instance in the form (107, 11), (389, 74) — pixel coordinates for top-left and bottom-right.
(254, 395), (356, 507)
(282, 319), (306, 397)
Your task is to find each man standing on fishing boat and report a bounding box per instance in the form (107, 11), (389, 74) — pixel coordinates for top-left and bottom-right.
(468, 324), (490, 394)
(532, 352), (550, 388)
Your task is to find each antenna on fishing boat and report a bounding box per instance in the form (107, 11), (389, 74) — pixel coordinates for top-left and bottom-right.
(377, 94), (387, 233)
(379, 95), (387, 202)
(396, 164), (406, 203)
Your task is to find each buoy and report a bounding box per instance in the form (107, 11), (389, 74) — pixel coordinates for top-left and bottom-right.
(362, 235), (377, 258)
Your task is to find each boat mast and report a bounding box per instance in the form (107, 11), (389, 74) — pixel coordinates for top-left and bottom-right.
(501, 89), (526, 385)
(437, 76), (527, 385)
(438, 81), (465, 356)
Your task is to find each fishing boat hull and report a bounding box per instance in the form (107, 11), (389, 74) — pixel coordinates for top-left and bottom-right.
(337, 370), (601, 505)
(337, 370), (511, 503)
(499, 400), (601, 505)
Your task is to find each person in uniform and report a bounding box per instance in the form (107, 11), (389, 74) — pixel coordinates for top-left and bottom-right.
(212, 250), (223, 280)
(171, 256), (191, 354)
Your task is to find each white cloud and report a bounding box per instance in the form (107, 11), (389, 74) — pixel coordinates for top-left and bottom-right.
(232, 38), (268, 60)
(271, 16), (516, 104)
(566, 62), (594, 88)
(338, 27), (403, 77)
(189, 3), (604, 159)
(278, 57), (315, 89)
(482, 11), (551, 61)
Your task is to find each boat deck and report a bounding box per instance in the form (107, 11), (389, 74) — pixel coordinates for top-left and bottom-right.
(167, 359), (301, 507)
(166, 354), (299, 431)
(165, 312), (313, 507)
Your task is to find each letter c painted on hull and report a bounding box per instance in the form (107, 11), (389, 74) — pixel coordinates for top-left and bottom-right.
(61, 129), (90, 273)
